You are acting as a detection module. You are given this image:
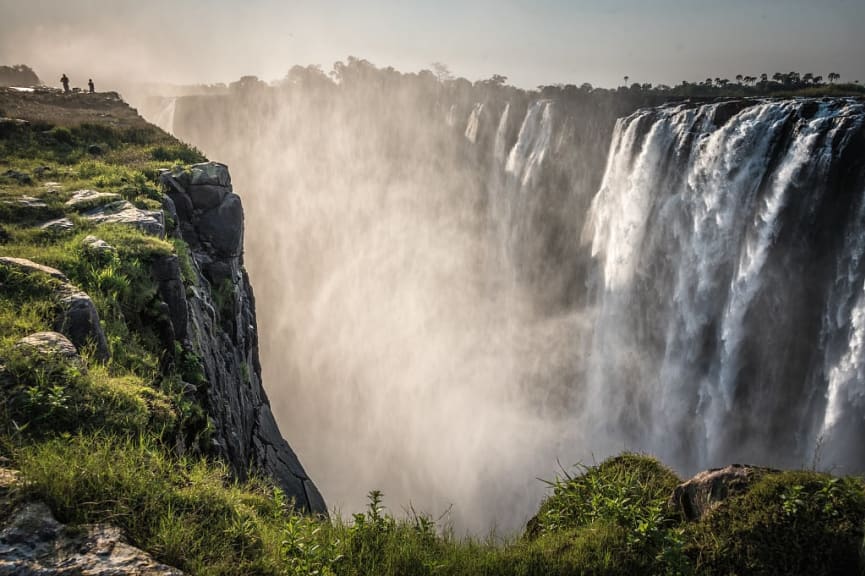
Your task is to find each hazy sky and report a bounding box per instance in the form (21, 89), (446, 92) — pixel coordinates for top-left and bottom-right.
(1, 0), (863, 90)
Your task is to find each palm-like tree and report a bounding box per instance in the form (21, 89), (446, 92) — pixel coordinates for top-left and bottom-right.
(828, 72), (840, 84)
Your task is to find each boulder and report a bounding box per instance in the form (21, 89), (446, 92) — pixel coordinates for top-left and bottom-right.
(82, 200), (164, 237)
(189, 162), (231, 188)
(82, 235), (116, 256)
(39, 217), (73, 232)
(0, 502), (185, 575)
(65, 189), (120, 210)
(55, 289), (110, 361)
(14, 332), (80, 365)
(670, 464), (771, 521)
(0, 257), (109, 361)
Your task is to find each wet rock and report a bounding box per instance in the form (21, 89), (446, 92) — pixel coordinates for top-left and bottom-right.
(0, 502), (185, 575)
(670, 464), (771, 521)
(39, 217), (73, 232)
(82, 200), (164, 237)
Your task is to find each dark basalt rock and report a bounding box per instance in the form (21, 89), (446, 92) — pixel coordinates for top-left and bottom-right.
(158, 163), (325, 515)
(670, 464), (773, 521)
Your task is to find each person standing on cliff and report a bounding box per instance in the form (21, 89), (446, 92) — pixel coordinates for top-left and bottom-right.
(88, 79), (94, 93)
(61, 73), (69, 93)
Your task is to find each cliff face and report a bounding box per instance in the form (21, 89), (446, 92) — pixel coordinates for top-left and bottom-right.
(156, 162), (325, 514)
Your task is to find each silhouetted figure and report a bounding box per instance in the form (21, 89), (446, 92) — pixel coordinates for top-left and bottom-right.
(61, 73), (69, 93)
(88, 79), (94, 93)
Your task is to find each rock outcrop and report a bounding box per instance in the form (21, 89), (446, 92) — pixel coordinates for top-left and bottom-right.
(670, 464), (771, 521)
(158, 163), (325, 514)
(0, 257), (109, 361)
(0, 502), (185, 575)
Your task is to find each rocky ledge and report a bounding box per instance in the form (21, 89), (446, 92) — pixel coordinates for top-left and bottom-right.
(159, 162), (326, 514)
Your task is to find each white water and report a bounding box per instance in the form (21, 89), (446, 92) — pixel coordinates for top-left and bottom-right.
(584, 99), (865, 471)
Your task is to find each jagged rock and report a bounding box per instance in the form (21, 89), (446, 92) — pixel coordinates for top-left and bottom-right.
(0, 502), (185, 575)
(82, 235), (116, 255)
(198, 194), (243, 257)
(82, 200), (164, 237)
(158, 162), (325, 514)
(151, 254), (188, 343)
(187, 184), (227, 211)
(65, 189), (120, 209)
(14, 332), (81, 365)
(0, 257), (109, 361)
(39, 217), (73, 232)
(670, 464), (771, 521)
(190, 162), (231, 188)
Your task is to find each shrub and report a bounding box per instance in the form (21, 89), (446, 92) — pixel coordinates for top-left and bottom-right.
(531, 453), (688, 574)
(688, 471), (865, 575)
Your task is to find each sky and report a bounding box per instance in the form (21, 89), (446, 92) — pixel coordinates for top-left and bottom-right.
(0, 0), (863, 90)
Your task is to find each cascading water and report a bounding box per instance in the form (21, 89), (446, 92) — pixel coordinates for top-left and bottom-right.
(152, 96), (177, 133)
(162, 77), (865, 532)
(582, 99), (865, 473)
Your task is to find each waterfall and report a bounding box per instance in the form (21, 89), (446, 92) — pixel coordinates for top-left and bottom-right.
(153, 96), (177, 133)
(464, 103), (484, 143)
(505, 100), (553, 186)
(493, 103), (510, 163)
(583, 99), (865, 472)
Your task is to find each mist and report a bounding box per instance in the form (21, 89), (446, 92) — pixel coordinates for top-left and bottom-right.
(141, 72), (616, 532)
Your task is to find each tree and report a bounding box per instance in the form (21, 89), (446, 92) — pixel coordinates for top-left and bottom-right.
(828, 72), (840, 84)
(736, 74), (744, 85)
(430, 62), (453, 82)
(623, 75), (629, 86)
(760, 73), (769, 83)
(580, 82), (593, 92)
(803, 72), (814, 84)
(814, 75), (823, 85)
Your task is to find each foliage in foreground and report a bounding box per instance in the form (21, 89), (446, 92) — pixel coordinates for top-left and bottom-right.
(11, 436), (865, 576)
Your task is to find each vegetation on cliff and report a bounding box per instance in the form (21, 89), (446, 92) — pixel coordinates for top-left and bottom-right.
(1, 90), (865, 575)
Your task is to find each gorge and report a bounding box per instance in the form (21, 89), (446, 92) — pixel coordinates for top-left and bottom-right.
(137, 73), (865, 532)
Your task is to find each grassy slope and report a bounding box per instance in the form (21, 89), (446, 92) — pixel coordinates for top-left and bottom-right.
(1, 89), (864, 576)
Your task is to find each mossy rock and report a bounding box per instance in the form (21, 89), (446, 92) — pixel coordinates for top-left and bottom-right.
(688, 470), (865, 575)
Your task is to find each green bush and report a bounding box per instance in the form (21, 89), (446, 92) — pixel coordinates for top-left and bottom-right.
(688, 471), (865, 575)
(531, 453), (688, 574)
